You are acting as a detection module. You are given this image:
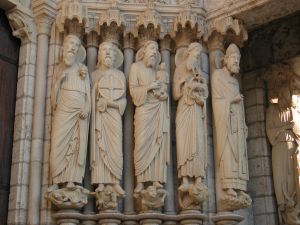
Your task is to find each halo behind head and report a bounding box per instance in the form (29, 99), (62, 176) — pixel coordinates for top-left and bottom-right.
(62, 34), (86, 64)
(136, 40), (161, 65)
(98, 42), (124, 68)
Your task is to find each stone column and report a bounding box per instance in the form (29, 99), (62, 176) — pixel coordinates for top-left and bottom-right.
(86, 31), (99, 74)
(27, 5), (55, 224)
(83, 31), (98, 225)
(123, 33), (136, 225)
(6, 6), (37, 225)
(159, 36), (176, 223)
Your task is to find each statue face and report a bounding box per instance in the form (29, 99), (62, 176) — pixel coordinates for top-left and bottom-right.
(63, 36), (80, 66)
(99, 43), (116, 68)
(144, 42), (159, 68)
(225, 53), (240, 75)
(148, 186), (157, 198)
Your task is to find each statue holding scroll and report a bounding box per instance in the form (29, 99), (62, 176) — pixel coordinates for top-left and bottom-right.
(90, 42), (126, 211)
(211, 43), (251, 211)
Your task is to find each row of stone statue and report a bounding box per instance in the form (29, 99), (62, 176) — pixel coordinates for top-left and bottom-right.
(47, 34), (251, 213)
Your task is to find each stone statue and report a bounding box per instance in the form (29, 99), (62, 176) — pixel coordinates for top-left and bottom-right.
(173, 42), (208, 210)
(90, 42), (127, 211)
(266, 71), (300, 225)
(48, 34), (91, 208)
(129, 40), (169, 211)
(211, 43), (251, 211)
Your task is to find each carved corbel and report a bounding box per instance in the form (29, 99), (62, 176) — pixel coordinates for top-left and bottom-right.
(6, 5), (37, 43)
(56, 0), (88, 37)
(172, 3), (206, 49)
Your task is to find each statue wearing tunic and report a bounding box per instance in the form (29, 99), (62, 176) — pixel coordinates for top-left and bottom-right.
(90, 42), (126, 209)
(129, 41), (170, 196)
(266, 82), (300, 225)
(211, 44), (251, 210)
(173, 43), (208, 209)
(50, 34), (91, 188)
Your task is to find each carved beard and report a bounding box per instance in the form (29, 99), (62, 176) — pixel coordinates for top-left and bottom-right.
(145, 55), (157, 68)
(103, 56), (113, 68)
(186, 56), (201, 74)
(228, 64), (240, 75)
(63, 52), (76, 66)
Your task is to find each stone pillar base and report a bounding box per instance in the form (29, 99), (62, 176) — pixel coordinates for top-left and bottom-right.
(98, 218), (121, 225)
(179, 210), (205, 225)
(140, 219), (162, 225)
(57, 218), (80, 225)
(211, 212), (244, 225)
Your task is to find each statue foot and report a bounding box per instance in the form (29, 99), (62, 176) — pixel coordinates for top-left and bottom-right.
(134, 183), (144, 193)
(96, 183), (105, 192)
(114, 184), (126, 196)
(153, 181), (163, 188)
(226, 188), (237, 198)
(66, 182), (75, 189)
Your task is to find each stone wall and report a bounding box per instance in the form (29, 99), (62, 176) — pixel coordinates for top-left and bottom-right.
(0, 9), (20, 225)
(241, 11), (300, 225)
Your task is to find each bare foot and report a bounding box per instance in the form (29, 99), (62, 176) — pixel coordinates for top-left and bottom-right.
(66, 182), (75, 189)
(226, 188), (237, 197)
(114, 184), (126, 196)
(96, 183), (104, 192)
(153, 181), (163, 188)
(134, 182), (144, 193)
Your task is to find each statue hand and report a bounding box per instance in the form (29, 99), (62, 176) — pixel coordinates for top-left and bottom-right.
(79, 66), (88, 79)
(148, 80), (161, 91)
(97, 98), (107, 112)
(79, 107), (89, 119)
(232, 94), (243, 103)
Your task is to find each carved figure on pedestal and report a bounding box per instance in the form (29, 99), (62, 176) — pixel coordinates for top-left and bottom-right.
(173, 42), (208, 211)
(129, 40), (170, 212)
(48, 34), (91, 208)
(211, 43), (251, 211)
(266, 79), (300, 225)
(90, 42), (126, 211)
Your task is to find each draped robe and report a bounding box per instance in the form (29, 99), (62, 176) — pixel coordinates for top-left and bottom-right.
(266, 103), (300, 205)
(211, 68), (249, 190)
(90, 68), (127, 184)
(50, 63), (90, 184)
(129, 61), (170, 183)
(173, 63), (207, 178)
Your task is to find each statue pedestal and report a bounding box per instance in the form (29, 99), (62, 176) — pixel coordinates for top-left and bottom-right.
(211, 212), (244, 225)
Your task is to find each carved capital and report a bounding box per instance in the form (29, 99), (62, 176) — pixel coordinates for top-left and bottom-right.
(32, 0), (56, 35)
(86, 31), (99, 48)
(6, 5), (37, 43)
(123, 33), (135, 50)
(159, 35), (172, 52)
(207, 32), (224, 52)
(204, 17), (248, 47)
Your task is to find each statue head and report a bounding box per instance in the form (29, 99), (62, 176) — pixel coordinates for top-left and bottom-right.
(136, 41), (161, 68)
(61, 34), (86, 66)
(224, 43), (241, 75)
(97, 42), (124, 69)
(186, 42), (202, 74)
